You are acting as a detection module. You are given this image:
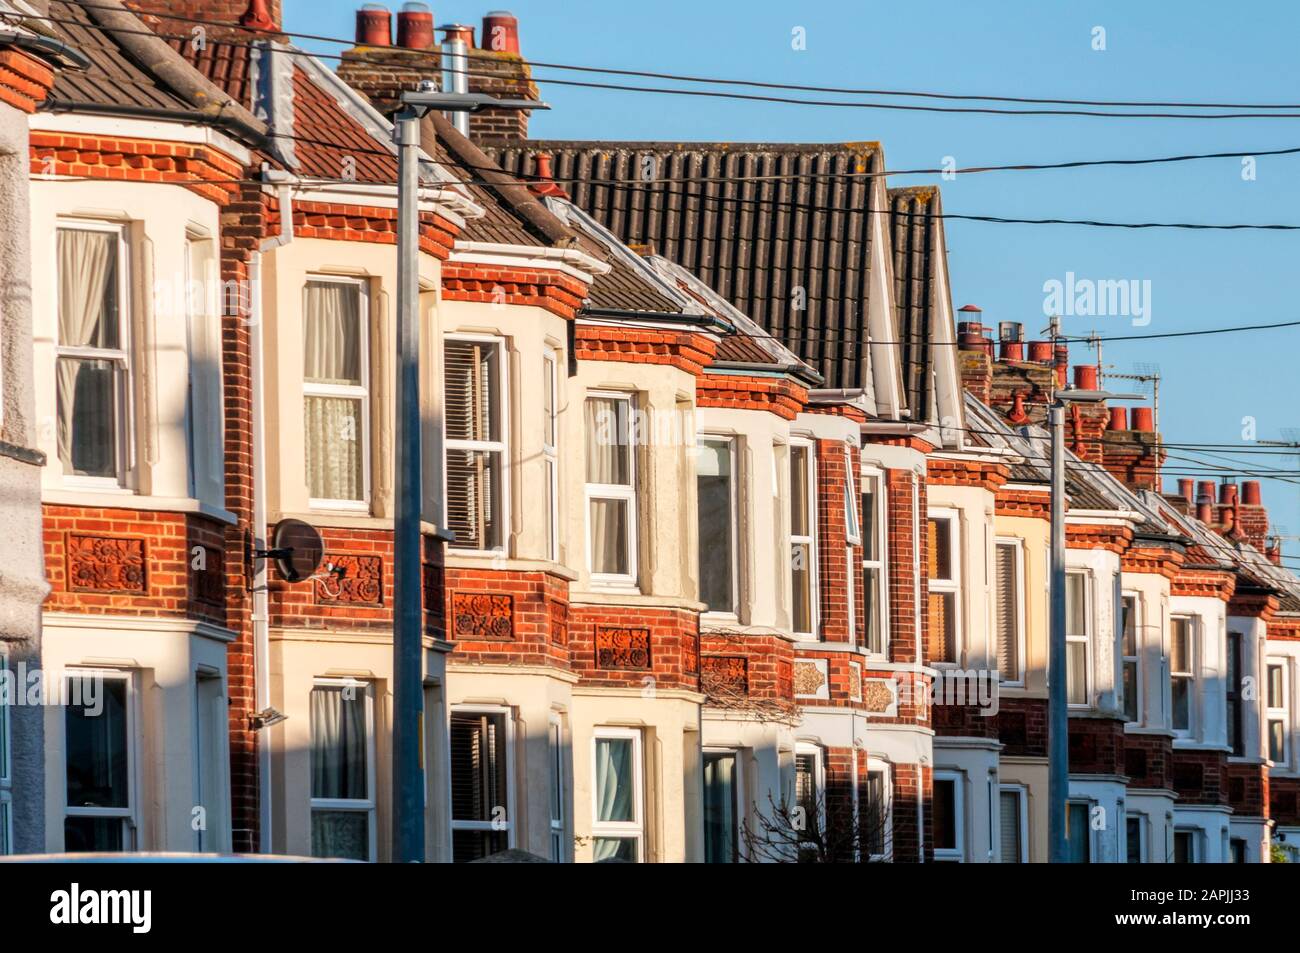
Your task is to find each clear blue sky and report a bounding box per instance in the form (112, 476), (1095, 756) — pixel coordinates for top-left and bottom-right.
(290, 0), (1300, 557)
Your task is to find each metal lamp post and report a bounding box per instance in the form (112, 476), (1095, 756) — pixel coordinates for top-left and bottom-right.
(1046, 382), (1145, 863)
(390, 85), (548, 863)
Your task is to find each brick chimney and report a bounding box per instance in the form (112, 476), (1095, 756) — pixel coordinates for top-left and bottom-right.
(1101, 401), (1164, 491)
(1058, 365), (1108, 465)
(336, 5), (540, 139)
(956, 308), (993, 406)
(125, 0), (282, 38)
(1237, 480), (1269, 552)
(957, 306), (1061, 427)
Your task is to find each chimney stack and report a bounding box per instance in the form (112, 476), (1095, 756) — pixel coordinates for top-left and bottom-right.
(126, 1), (282, 37)
(1237, 480), (1269, 552)
(957, 313), (993, 405)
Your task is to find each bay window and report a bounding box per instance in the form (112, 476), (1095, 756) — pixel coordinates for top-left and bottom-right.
(866, 762), (891, 861)
(994, 539), (1025, 683)
(56, 224), (131, 485)
(697, 437), (738, 614)
(1227, 632), (1244, 755)
(703, 749), (740, 863)
(1121, 594), (1141, 724)
(1170, 617), (1194, 734)
(932, 771), (963, 861)
(794, 743), (824, 861)
(548, 714), (566, 861)
(309, 680), (376, 861)
(999, 786), (1027, 863)
(861, 469), (888, 655)
(592, 729), (644, 862)
(450, 708), (512, 862)
(585, 394), (637, 584)
(1267, 660), (1289, 766)
(1065, 572), (1090, 706)
(789, 442), (817, 639)
(542, 350), (559, 561)
(445, 337), (507, 551)
(64, 672), (134, 852)
(303, 278), (369, 508)
(844, 447), (859, 644)
(927, 511), (960, 664)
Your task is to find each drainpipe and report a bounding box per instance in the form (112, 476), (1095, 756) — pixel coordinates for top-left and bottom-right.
(250, 168), (296, 852)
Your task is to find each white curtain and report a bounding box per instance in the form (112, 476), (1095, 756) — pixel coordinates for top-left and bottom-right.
(593, 738), (634, 861)
(303, 282), (363, 500)
(303, 282), (361, 385)
(56, 229), (117, 472)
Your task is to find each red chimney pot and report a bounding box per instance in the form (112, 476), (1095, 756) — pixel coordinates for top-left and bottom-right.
(528, 152), (569, 199)
(999, 339), (1024, 361)
(1073, 364), (1099, 392)
(482, 10), (520, 53)
(1196, 499), (1214, 524)
(1242, 480), (1262, 505)
(1177, 478), (1194, 503)
(356, 4), (392, 45)
(1130, 407), (1154, 433)
(1219, 483), (1239, 505)
(1107, 407), (1128, 431)
(1027, 340), (1054, 363)
(397, 2), (435, 49)
(241, 0), (277, 31)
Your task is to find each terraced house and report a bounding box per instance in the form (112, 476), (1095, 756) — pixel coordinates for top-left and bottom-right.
(4, 0), (1300, 864)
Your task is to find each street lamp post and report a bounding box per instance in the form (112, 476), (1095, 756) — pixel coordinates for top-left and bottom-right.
(390, 84), (548, 863)
(1045, 374), (1145, 863)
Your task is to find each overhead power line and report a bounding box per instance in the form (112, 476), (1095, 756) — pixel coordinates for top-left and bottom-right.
(63, 2), (1300, 116)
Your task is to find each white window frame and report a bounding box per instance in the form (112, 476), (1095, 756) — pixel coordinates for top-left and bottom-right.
(703, 746), (745, 863)
(62, 669), (139, 852)
(843, 446), (861, 545)
(794, 741), (827, 853)
(309, 677), (378, 863)
(591, 727), (644, 861)
(932, 769), (965, 861)
(184, 231), (224, 506)
(1267, 659), (1290, 768)
(542, 349), (559, 562)
(866, 758), (893, 862)
(444, 334), (510, 553)
(1121, 592), (1142, 725)
(54, 220), (133, 490)
(789, 439), (818, 641)
(998, 784), (1029, 863)
(1125, 810), (1148, 863)
(584, 391), (639, 587)
(860, 467), (889, 657)
(697, 434), (740, 619)
(1170, 615), (1196, 738)
(927, 508), (962, 666)
(548, 711), (566, 862)
(449, 704), (516, 855)
(191, 668), (228, 853)
(304, 275), (371, 512)
(994, 537), (1027, 686)
(1173, 827), (1200, 863)
(1065, 570), (1092, 709)
(1067, 798), (1095, 863)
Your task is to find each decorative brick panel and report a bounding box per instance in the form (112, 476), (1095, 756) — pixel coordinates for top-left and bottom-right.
(315, 554), (383, 606)
(595, 626), (652, 670)
(67, 534), (146, 593)
(700, 655), (748, 694)
(450, 591), (515, 640)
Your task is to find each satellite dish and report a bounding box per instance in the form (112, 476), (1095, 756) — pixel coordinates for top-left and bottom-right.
(270, 519), (324, 583)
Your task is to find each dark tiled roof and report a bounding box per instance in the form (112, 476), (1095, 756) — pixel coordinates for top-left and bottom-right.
(890, 186), (944, 422)
(587, 250), (683, 314)
(484, 140), (884, 389)
(44, 0), (200, 112)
